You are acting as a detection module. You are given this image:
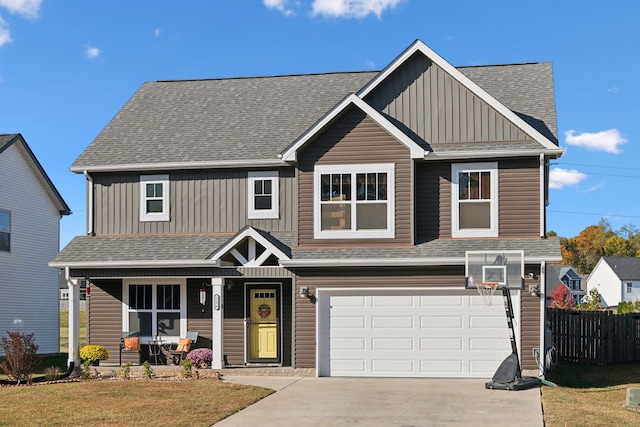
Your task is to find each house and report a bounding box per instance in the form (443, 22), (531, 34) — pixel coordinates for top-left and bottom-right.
(586, 257), (640, 308)
(546, 265), (585, 306)
(0, 134), (71, 355)
(51, 40), (563, 377)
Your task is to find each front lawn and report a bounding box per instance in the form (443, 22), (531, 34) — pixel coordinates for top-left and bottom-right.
(0, 378), (273, 426)
(542, 362), (640, 426)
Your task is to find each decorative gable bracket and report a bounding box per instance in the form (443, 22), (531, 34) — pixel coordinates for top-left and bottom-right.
(208, 227), (290, 267)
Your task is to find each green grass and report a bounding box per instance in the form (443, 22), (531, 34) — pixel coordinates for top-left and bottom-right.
(59, 310), (87, 352)
(542, 362), (640, 426)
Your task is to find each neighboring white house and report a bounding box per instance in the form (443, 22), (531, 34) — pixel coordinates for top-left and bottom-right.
(546, 265), (585, 306)
(586, 257), (640, 308)
(0, 134), (71, 354)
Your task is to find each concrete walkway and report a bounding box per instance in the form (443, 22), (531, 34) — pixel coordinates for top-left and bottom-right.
(216, 376), (544, 426)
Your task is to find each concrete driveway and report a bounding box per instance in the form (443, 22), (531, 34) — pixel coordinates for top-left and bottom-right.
(215, 376), (543, 426)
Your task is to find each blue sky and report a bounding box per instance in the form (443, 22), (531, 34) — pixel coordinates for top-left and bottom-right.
(0, 0), (638, 248)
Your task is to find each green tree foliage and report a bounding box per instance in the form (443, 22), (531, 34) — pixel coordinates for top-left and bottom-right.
(576, 288), (604, 311)
(560, 219), (639, 275)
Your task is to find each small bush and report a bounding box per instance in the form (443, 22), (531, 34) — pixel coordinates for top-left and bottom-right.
(0, 331), (40, 384)
(180, 359), (193, 378)
(142, 360), (153, 379)
(186, 348), (213, 368)
(119, 362), (132, 380)
(43, 366), (61, 381)
(80, 361), (93, 379)
(79, 345), (109, 364)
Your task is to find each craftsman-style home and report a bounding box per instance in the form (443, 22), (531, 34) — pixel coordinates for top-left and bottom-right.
(52, 40), (563, 377)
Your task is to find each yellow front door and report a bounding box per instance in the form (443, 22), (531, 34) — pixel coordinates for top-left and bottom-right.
(249, 289), (278, 360)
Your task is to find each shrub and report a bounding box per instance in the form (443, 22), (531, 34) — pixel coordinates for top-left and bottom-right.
(79, 345), (109, 364)
(186, 348), (213, 368)
(180, 359), (193, 378)
(550, 284), (575, 309)
(142, 360), (153, 379)
(43, 366), (61, 381)
(0, 331), (40, 384)
(119, 362), (132, 380)
(577, 288), (604, 311)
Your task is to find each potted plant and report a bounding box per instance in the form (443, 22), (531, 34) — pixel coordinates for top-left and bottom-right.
(80, 344), (109, 366)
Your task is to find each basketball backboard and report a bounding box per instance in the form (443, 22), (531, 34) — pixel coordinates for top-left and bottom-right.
(465, 250), (524, 289)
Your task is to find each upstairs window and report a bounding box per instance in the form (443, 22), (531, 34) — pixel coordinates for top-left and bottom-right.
(314, 164), (394, 239)
(248, 171), (279, 219)
(451, 163), (498, 238)
(0, 210), (10, 252)
(140, 175), (169, 222)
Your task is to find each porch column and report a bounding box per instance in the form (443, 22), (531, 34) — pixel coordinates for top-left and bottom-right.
(211, 277), (223, 369)
(65, 267), (80, 368)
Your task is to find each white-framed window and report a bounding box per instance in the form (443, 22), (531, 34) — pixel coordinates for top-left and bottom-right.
(140, 175), (169, 222)
(451, 162), (498, 238)
(627, 282), (633, 294)
(314, 163), (395, 239)
(123, 280), (186, 342)
(248, 171), (279, 219)
(0, 210), (9, 252)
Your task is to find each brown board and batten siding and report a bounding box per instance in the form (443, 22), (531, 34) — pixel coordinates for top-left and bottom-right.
(521, 265), (542, 371)
(364, 52), (528, 145)
(186, 279), (213, 350)
(297, 107), (413, 246)
(87, 280), (125, 364)
(91, 168), (296, 235)
(416, 158), (540, 241)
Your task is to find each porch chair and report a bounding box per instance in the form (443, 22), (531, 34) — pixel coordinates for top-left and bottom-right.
(119, 332), (141, 365)
(169, 331), (199, 364)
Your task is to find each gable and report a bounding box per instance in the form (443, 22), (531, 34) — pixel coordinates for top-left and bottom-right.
(365, 51), (530, 146)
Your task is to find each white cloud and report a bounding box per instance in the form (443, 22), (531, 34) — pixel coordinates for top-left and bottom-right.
(549, 168), (587, 190)
(312, 0), (403, 18)
(263, 0), (296, 16)
(154, 28), (160, 38)
(565, 129), (627, 154)
(0, 16), (11, 46)
(0, 0), (41, 19)
(85, 43), (100, 59)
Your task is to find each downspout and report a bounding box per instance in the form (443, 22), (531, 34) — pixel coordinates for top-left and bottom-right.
(84, 170), (94, 236)
(539, 154), (545, 238)
(65, 266), (81, 368)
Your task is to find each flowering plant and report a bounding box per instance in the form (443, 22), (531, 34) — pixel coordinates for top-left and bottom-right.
(79, 344), (109, 363)
(186, 348), (213, 368)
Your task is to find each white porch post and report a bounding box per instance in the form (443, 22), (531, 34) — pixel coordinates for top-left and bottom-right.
(211, 277), (224, 369)
(65, 267), (80, 368)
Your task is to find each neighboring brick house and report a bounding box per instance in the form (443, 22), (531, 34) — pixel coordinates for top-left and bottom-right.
(52, 40), (563, 377)
(1, 134), (71, 354)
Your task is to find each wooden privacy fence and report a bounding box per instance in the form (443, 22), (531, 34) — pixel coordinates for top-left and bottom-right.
(547, 308), (640, 364)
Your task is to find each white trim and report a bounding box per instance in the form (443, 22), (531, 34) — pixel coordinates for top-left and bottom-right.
(139, 174), (169, 222)
(451, 162), (498, 238)
(49, 259), (221, 269)
(358, 40), (563, 153)
(280, 94), (424, 162)
(122, 278), (187, 344)
(208, 226), (290, 263)
(424, 148), (563, 160)
(539, 261), (546, 376)
(211, 278), (223, 370)
(313, 163), (395, 239)
(248, 171), (279, 219)
(71, 158), (287, 173)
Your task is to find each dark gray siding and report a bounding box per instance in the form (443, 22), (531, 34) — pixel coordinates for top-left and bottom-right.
(92, 168), (296, 235)
(365, 52), (527, 144)
(416, 158), (540, 241)
(88, 280), (126, 364)
(298, 107), (413, 246)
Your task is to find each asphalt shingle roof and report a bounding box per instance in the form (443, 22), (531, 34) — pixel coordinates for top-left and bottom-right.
(72, 61), (558, 170)
(602, 257), (640, 281)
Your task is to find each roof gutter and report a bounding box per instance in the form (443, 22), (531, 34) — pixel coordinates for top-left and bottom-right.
(423, 148), (564, 161)
(49, 259), (223, 269)
(71, 158), (288, 174)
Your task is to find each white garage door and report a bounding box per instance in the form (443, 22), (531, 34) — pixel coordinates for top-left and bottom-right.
(317, 289), (518, 378)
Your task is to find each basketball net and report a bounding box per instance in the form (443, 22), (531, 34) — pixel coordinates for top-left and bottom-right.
(469, 276), (499, 306)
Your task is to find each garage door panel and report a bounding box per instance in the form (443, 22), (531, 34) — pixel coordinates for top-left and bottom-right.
(320, 290), (518, 378)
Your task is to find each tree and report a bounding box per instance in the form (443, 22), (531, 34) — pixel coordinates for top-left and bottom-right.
(604, 235), (636, 257)
(576, 288), (604, 311)
(549, 284), (575, 309)
(560, 219), (615, 275)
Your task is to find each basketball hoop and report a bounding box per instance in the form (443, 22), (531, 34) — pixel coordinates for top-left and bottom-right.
(475, 282), (499, 306)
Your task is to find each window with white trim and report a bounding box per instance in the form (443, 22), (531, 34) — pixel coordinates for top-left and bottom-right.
(451, 162), (498, 238)
(124, 281), (185, 339)
(314, 164), (394, 239)
(248, 171), (279, 219)
(0, 210), (9, 252)
(140, 175), (169, 222)
(627, 282), (633, 294)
